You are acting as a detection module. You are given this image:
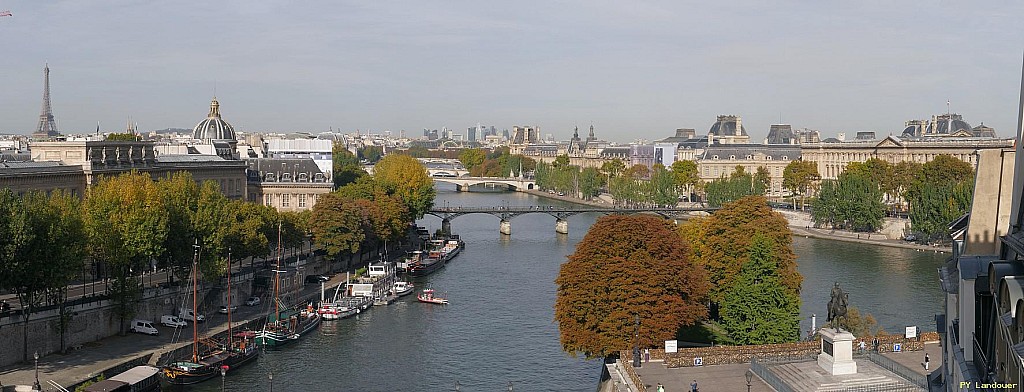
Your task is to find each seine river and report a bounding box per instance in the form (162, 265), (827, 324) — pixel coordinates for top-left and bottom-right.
(188, 183), (945, 391)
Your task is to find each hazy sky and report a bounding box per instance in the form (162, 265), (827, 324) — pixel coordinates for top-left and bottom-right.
(2, 1), (1023, 143)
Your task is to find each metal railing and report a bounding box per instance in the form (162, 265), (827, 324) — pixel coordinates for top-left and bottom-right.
(750, 358), (796, 392)
(865, 352), (928, 388)
(818, 381), (922, 392)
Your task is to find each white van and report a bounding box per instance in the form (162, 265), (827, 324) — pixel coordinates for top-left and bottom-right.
(178, 309), (206, 323)
(129, 319), (159, 336)
(160, 315), (186, 328)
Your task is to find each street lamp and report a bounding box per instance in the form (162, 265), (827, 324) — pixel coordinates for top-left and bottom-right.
(220, 365), (229, 392)
(745, 369), (753, 392)
(268, 372), (273, 392)
(33, 351), (40, 390)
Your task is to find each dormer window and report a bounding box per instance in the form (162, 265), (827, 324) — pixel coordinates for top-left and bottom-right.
(282, 173), (292, 182)
(730, 155), (736, 160)
(298, 173), (309, 182)
(713, 155), (719, 160)
(767, 156), (773, 160)
(314, 173), (325, 182)
(265, 173), (276, 182)
(782, 156), (789, 160)
(746, 155), (753, 160)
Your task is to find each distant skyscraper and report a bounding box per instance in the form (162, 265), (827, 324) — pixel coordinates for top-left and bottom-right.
(33, 64), (59, 139)
(467, 126), (477, 142)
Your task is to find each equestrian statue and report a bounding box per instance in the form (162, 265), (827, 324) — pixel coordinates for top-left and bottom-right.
(827, 282), (849, 332)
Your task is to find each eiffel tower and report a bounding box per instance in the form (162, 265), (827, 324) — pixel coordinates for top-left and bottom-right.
(32, 63), (59, 139)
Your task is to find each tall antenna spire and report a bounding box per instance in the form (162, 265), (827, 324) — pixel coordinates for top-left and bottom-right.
(33, 63), (59, 139)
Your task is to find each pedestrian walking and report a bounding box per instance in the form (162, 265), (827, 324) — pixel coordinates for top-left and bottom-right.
(858, 340), (865, 353)
(925, 353), (930, 370)
(644, 348), (650, 363)
(690, 379), (698, 392)
(657, 383), (665, 392)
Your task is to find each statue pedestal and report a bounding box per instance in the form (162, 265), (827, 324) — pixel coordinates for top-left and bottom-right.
(818, 328), (857, 375)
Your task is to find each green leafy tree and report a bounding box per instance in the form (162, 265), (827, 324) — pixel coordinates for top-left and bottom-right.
(359, 146), (384, 163)
(333, 145), (365, 188)
(811, 180), (839, 228)
(578, 167), (603, 199)
(555, 215), (709, 358)
(679, 196), (801, 309)
(812, 168), (885, 232)
(85, 172), (168, 335)
(373, 154), (435, 219)
(753, 166), (770, 195)
(720, 233), (801, 344)
(158, 172), (201, 282)
(782, 160), (820, 210)
(553, 154), (571, 168)
(310, 193), (367, 261)
(650, 164), (679, 207)
(600, 159), (626, 179)
(458, 148), (487, 172)
(3, 191), (87, 358)
(671, 160), (701, 201)
(836, 170), (885, 232)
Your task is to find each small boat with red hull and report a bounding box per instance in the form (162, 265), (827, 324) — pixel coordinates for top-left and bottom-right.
(417, 288), (448, 305)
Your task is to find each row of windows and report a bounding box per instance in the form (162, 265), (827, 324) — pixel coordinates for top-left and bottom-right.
(263, 172), (327, 182)
(263, 193), (317, 208)
(710, 154), (789, 161)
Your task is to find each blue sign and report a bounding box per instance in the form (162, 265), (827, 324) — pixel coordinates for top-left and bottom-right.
(693, 357), (703, 366)
(893, 343), (902, 352)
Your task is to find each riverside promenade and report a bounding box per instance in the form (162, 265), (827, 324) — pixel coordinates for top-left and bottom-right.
(522, 189), (951, 253)
(0, 238), (419, 389)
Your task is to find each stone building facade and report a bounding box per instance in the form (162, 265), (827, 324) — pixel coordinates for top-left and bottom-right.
(9, 140), (248, 198)
(696, 145), (800, 199)
(246, 158), (333, 212)
(801, 136), (1015, 180)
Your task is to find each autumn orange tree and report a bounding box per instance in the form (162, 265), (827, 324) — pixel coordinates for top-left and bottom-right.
(555, 215), (709, 359)
(680, 196), (801, 316)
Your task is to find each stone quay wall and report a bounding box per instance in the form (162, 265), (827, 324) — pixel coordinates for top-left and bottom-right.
(0, 278), (254, 368)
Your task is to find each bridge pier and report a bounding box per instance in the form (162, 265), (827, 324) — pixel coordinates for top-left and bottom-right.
(499, 220), (512, 235)
(555, 218), (568, 234)
(441, 218), (451, 236)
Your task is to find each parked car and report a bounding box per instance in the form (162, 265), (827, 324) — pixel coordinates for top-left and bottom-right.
(178, 309), (206, 323)
(245, 296), (261, 306)
(218, 305), (238, 314)
(160, 315), (186, 328)
(304, 275), (329, 284)
(129, 319), (159, 336)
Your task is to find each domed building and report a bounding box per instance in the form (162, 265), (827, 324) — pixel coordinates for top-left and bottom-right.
(901, 113), (988, 138)
(708, 115), (750, 144)
(192, 97), (238, 159)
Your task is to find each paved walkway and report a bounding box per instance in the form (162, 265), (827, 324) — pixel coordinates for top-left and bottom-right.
(634, 361), (775, 392)
(633, 343), (941, 392)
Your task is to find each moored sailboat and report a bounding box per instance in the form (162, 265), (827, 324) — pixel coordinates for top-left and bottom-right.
(255, 224), (321, 347)
(162, 247), (257, 385)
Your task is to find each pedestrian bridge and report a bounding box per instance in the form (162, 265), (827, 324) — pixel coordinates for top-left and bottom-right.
(431, 177), (536, 192)
(424, 205), (717, 235)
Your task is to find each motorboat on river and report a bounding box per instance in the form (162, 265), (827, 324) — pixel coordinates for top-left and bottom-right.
(417, 289), (448, 305)
(394, 281), (415, 297)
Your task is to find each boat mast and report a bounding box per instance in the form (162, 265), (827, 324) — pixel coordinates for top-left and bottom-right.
(274, 222), (282, 323)
(227, 248), (233, 350)
(191, 242), (200, 363)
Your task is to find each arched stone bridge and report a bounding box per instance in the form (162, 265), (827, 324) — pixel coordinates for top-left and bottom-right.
(431, 177), (537, 192)
(425, 205), (718, 235)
